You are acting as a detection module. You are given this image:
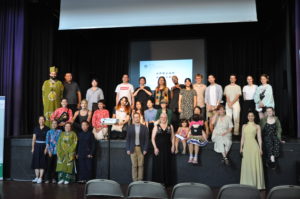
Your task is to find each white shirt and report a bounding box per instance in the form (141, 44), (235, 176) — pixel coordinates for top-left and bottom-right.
(243, 85), (257, 100)
(115, 83), (134, 105)
(210, 85), (217, 106)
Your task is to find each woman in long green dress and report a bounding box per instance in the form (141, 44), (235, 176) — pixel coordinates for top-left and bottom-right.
(240, 111), (265, 190)
(56, 122), (77, 184)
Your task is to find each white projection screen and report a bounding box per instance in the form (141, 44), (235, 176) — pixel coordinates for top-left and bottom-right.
(59, 0), (257, 30)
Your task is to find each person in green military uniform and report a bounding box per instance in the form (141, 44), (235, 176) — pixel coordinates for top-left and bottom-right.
(56, 122), (77, 184)
(42, 66), (64, 127)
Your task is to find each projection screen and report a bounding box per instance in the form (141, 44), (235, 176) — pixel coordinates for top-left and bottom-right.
(59, 0), (257, 30)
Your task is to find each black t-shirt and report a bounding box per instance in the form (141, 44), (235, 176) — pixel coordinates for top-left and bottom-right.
(134, 86), (152, 109)
(169, 84), (185, 111)
(63, 81), (80, 105)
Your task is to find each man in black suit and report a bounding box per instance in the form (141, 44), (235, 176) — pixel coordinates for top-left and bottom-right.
(126, 112), (149, 181)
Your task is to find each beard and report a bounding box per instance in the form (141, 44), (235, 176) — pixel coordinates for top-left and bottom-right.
(50, 76), (57, 80)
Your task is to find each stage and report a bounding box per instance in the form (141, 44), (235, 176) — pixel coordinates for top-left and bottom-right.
(4, 138), (300, 189)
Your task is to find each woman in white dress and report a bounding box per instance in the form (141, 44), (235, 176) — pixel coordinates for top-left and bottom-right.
(211, 105), (233, 165)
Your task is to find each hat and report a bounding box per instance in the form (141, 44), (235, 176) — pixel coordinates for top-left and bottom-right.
(49, 66), (58, 73)
(160, 99), (167, 104)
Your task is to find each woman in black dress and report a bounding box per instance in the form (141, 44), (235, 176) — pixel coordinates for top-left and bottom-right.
(31, 116), (50, 184)
(260, 107), (283, 169)
(151, 112), (175, 186)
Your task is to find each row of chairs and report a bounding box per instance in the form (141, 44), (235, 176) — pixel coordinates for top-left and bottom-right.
(85, 179), (300, 199)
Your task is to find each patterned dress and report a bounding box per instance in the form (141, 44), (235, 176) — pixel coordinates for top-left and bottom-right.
(262, 123), (281, 159)
(56, 131), (77, 174)
(42, 79), (64, 126)
(179, 89), (196, 119)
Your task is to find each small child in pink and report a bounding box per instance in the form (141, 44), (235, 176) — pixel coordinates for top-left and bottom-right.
(174, 119), (189, 154)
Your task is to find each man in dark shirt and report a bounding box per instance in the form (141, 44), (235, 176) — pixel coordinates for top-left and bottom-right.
(63, 73), (81, 114)
(170, 76), (185, 132)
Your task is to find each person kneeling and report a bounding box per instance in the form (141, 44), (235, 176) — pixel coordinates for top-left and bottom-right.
(126, 112), (149, 181)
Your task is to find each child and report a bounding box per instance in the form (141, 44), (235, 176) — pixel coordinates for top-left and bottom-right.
(45, 120), (62, 183)
(187, 114), (208, 164)
(174, 119), (189, 154)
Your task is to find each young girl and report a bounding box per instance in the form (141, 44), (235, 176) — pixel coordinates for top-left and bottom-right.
(187, 114), (208, 164)
(131, 101), (145, 125)
(174, 119), (189, 154)
(45, 120), (62, 183)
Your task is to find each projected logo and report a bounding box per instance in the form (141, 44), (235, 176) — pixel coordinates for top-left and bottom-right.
(140, 59), (193, 90)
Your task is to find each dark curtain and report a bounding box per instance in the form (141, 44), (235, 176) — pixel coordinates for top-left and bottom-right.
(0, 0), (24, 136)
(21, 2), (129, 134)
(296, 0), (300, 138)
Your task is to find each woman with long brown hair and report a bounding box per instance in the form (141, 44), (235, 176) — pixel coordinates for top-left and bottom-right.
(154, 76), (171, 109)
(111, 96), (131, 139)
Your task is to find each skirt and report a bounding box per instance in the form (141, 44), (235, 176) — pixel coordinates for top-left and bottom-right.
(31, 143), (47, 169)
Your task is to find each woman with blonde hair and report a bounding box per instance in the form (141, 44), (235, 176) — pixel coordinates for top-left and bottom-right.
(72, 99), (92, 132)
(152, 112), (175, 186)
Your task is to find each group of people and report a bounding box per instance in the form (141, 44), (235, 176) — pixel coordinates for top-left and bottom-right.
(32, 66), (283, 190)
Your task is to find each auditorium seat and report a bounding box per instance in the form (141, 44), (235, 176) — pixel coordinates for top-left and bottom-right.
(171, 182), (213, 199)
(267, 185), (300, 199)
(217, 184), (260, 199)
(85, 179), (124, 198)
(126, 181), (168, 199)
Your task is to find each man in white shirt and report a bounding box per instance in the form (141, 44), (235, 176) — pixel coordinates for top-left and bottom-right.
(115, 74), (134, 106)
(224, 75), (242, 135)
(205, 75), (223, 119)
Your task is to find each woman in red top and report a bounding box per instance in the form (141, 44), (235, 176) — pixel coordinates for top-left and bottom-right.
(92, 100), (109, 140)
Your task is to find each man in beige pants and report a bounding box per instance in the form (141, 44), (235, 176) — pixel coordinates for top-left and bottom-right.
(224, 75), (242, 135)
(126, 112), (149, 181)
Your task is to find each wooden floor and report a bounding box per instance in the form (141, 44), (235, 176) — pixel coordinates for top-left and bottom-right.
(0, 180), (267, 199)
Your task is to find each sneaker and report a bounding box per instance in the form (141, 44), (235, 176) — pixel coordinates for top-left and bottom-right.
(36, 178), (42, 184)
(192, 158), (198, 164)
(44, 180), (50, 184)
(32, 177), (38, 183)
(188, 157), (193, 163)
(58, 180), (64, 184)
(182, 150), (186, 155)
(64, 181), (69, 185)
(52, 179), (57, 184)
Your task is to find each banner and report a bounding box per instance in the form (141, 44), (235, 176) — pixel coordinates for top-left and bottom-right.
(0, 96), (5, 180)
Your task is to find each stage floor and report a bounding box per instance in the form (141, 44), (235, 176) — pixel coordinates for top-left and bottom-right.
(6, 138), (300, 188)
(0, 181), (267, 199)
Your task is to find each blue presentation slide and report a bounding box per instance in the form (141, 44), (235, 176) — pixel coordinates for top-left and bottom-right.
(140, 59), (193, 90)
